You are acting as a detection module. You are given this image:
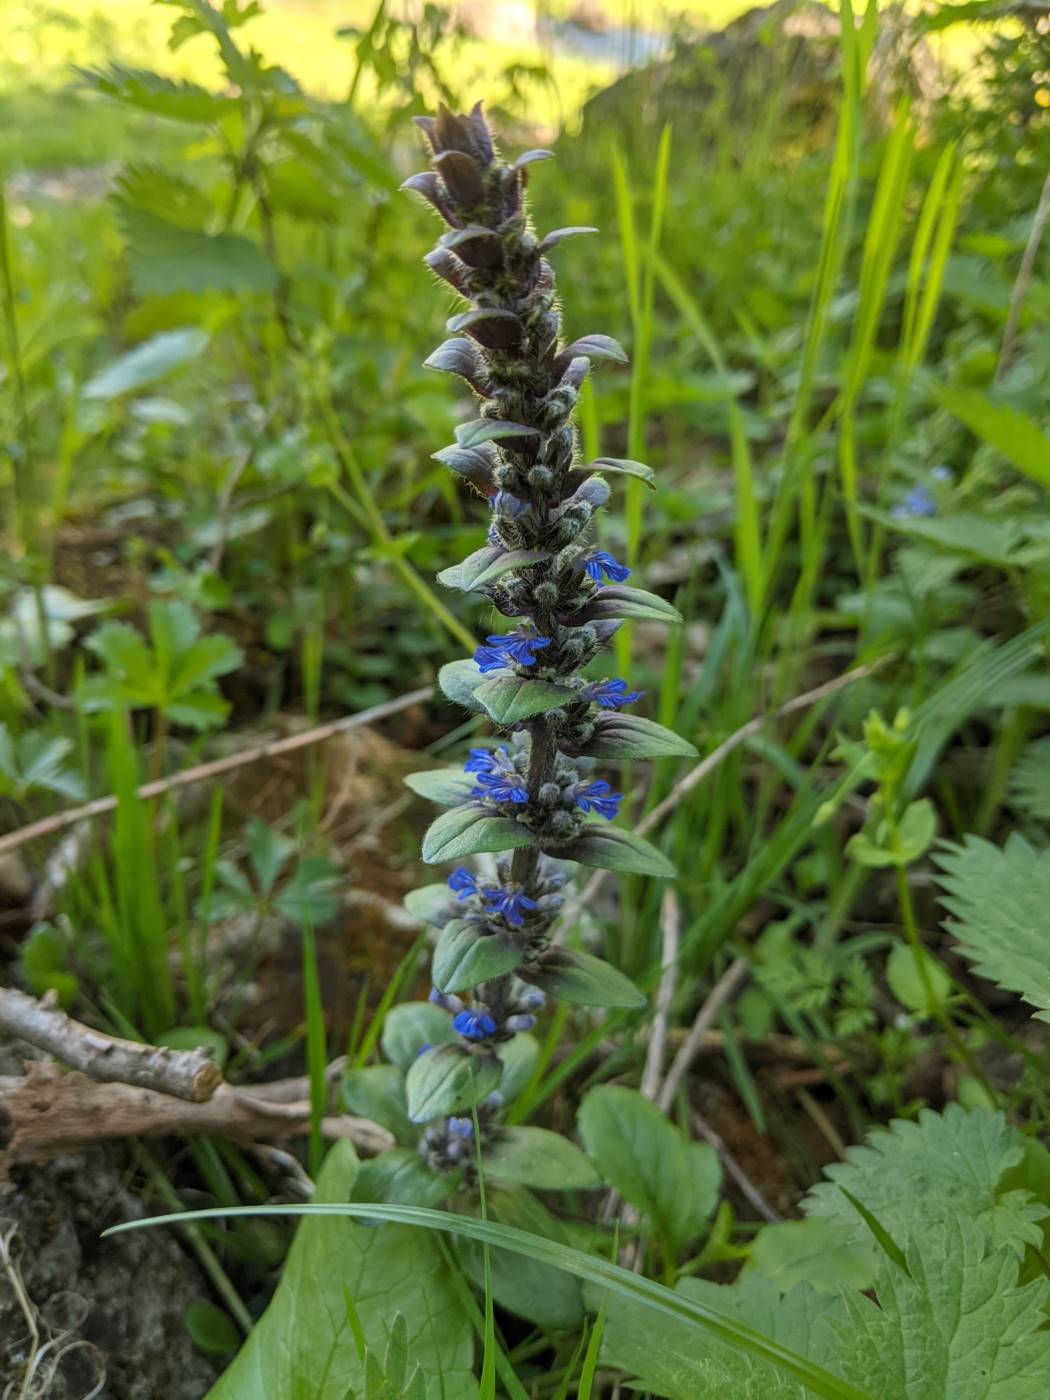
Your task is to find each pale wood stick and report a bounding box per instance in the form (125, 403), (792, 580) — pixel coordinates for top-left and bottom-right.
(640, 889), (680, 1102)
(0, 987), (221, 1103)
(657, 957), (750, 1115)
(690, 1108), (782, 1224)
(997, 170), (1050, 381)
(0, 686), (434, 857)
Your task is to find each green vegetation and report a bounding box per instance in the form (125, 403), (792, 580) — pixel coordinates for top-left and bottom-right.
(4, 0), (1050, 1395)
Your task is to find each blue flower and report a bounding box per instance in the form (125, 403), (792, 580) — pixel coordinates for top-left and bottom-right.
(583, 677), (644, 710)
(931, 465), (953, 483)
(481, 884), (538, 927)
(892, 486), (936, 520)
(463, 747), (498, 775)
(447, 1116), (474, 1140)
(505, 1013), (536, 1033)
(453, 1008), (498, 1041)
(472, 772), (529, 804)
(448, 868), (480, 898)
(474, 631), (551, 673)
(583, 550), (631, 583)
(574, 779), (622, 820)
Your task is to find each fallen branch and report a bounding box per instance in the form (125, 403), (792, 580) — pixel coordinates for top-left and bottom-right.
(0, 986), (221, 1103)
(657, 957), (750, 1114)
(0, 1060), (393, 1180)
(0, 685), (435, 857)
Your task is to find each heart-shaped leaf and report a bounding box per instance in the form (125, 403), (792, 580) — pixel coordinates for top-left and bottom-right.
(433, 919), (522, 994)
(381, 1001), (457, 1072)
(422, 805), (533, 863)
(485, 1127), (601, 1190)
(557, 825), (676, 878)
(406, 1043), (502, 1122)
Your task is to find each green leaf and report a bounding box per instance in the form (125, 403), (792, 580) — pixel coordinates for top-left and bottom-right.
(1008, 738), (1050, 821)
(77, 62), (236, 122)
(583, 456), (657, 489)
(586, 585), (683, 624)
(496, 1032), (539, 1102)
(935, 384), (1050, 489)
(405, 1044), (502, 1123)
(185, 1299), (240, 1354)
(578, 713), (698, 760)
(804, 1104), (1046, 1257)
(156, 1025), (228, 1070)
(0, 727), (85, 801)
(341, 1065), (414, 1146)
(351, 1149), (457, 1210)
(275, 856), (342, 927)
(403, 768), (474, 807)
(380, 1002), (456, 1073)
(746, 1219), (876, 1295)
(895, 798), (937, 862)
(484, 1127), (601, 1190)
(120, 208), (278, 297)
(204, 1145), (476, 1399)
(82, 328), (209, 400)
(402, 884), (456, 929)
(518, 946), (646, 1009)
(578, 1085), (721, 1252)
(557, 825), (676, 878)
(934, 834), (1050, 1024)
(563, 333), (627, 363)
(835, 1218), (1050, 1399)
(473, 675), (575, 725)
(421, 806), (533, 864)
(246, 817), (292, 895)
(885, 944), (952, 1017)
(437, 659), (486, 713)
(438, 547), (547, 592)
(454, 418), (540, 451)
(432, 919), (522, 994)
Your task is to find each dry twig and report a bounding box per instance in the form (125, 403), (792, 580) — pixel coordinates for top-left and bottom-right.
(640, 889), (680, 1103)
(657, 958), (751, 1115)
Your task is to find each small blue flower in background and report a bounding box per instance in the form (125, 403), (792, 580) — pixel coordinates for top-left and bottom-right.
(931, 465), (953, 483)
(448, 868), (481, 898)
(574, 779), (622, 820)
(482, 885), (538, 927)
(474, 631), (551, 673)
(583, 677), (644, 710)
(472, 772), (529, 804)
(453, 1008), (498, 1041)
(892, 485), (937, 520)
(583, 550), (631, 584)
(447, 1116), (474, 1140)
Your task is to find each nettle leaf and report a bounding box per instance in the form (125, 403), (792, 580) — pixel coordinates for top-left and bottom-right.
(562, 333), (628, 364)
(432, 920), (521, 994)
(578, 1085), (722, 1253)
(485, 1127), (601, 1191)
(519, 946), (646, 1009)
(205, 1143), (476, 1400)
(580, 713), (698, 760)
(557, 825), (677, 879)
(402, 883), (456, 929)
(746, 1219), (877, 1296)
(440, 226), (504, 269)
(934, 833), (1050, 1023)
(804, 1103), (1046, 1257)
(438, 659), (486, 713)
(474, 675), (575, 725)
(835, 1218), (1050, 1400)
(76, 63), (236, 123)
(403, 768), (473, 807)
(380, 1001), (457, 1073)
(438, 546), (547, 593)
(1008, 738), (1050, 821)
(405, 1044), (502, 1123)
(582, 585), (683, 625)
(455, 418), (539, 452)
(583, 456), (657, 489)
(421, 806), (533, 864)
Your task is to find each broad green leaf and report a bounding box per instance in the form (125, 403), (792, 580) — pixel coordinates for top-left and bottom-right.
(439, 547), (547, 592)
(432, 920), (522, 994)
(454, 418), (539, 451)
(380, 1002), (456, 1073)
(934, 834), (1050, 1023)
(583, 457), (657, 489)
(405, 1044), (502, 1123)
(496, 1032), (539, 1101)
(746, 1219), (876, 1296)
(82, 327), (209, 400)
(518, 946), (646, 1009)
(438, 659), (486, 713)
(578, 1085), (722, 1251)
(836, 1218), (1050, 1399)
(885, 944), (952, 1017)
(473, 675), (575, 725)
(77, 63), (236, 122)
(563, 333), (627, 363)
(421, 806), (533, 864)
(204, 1145), (477, 1400)
(484, 1127), (600, 1190)
(586, 585), (683, 624)
(120, 208), (278, 296)
(804, 1104), (1046, 1256)
(935, 385), (1050, 489)
(558, 824), (676, 878)
(341, 1065), (414, 1146)
(578, 713), (698, 760)
(403, 768), (473, 807)
(351, 1149), (457, 1210)
(894, 798), (937, 862)
(402, 884), (455, 929)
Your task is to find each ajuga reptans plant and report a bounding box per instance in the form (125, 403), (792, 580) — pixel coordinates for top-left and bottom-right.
(400, 103), (697, 1159)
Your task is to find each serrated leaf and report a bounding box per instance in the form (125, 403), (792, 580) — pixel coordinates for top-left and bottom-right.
(934, 833), (1050, 1023)
(405, 1044), (501, 1123)
(446, 308), (522, 350)
(432, 920), (521, 994)
(77, 63), (235, 123)
(935, 384), (1050, 489)
(518, 946), (646, 1009)
(557, 825), (676, 878)
(746, 1219), (876, 1295)
(82, 327), (209, 400)
(584, 456), (656, 488)
(578, 1086), (721, 1251)
(380, 1001), (457, 1073)
(403, 768), (474, 807)
(485, 1127), (601, 1190)
(579, 713), (698, 760)
(437, 659), (486, 713)
(474, 675), (575, 725)
(421, 806), (533, 863)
